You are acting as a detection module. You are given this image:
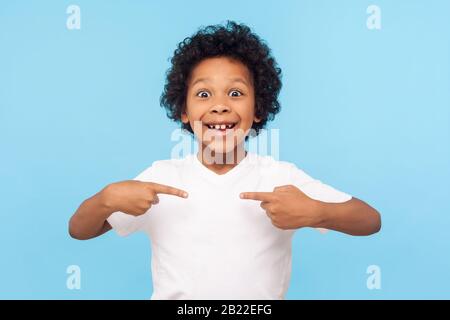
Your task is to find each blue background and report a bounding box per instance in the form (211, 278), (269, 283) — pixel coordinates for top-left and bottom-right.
(1, 0), (449, 299)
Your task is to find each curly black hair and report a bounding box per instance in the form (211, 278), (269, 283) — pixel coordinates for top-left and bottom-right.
(160, 21), (282, 136)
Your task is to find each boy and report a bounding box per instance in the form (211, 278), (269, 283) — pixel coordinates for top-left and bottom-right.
(69, 21), (381, 299)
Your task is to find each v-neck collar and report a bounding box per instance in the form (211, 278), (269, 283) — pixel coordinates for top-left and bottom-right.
(190, 151), (254, 185)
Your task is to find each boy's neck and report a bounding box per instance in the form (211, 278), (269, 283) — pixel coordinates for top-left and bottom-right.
(196, 144), (247, 175)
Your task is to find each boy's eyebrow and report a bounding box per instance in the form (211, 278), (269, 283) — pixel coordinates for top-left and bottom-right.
(191, 77), (250, 87)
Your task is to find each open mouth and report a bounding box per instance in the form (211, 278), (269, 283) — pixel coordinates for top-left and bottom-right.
(204, 122), (237, 131)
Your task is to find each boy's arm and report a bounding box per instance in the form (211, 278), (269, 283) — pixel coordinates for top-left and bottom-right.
(69, 187), (114, 240)
(315, 197), (381, 236)
(69, 181), (189, 240)
(240, 185), (381, 236)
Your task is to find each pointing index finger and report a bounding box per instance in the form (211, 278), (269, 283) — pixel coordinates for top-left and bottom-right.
(240, 192), (275, 202)
(148, 182), (188, 198)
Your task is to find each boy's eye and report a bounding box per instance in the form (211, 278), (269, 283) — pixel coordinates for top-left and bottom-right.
(196, 89), (243, 98)
(229, 90), (243, 97)
(196, 91), (210, 98)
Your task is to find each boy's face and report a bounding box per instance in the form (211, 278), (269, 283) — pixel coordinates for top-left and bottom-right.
(182, 56), (260, 155)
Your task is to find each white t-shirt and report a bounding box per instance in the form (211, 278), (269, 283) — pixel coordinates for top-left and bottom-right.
(107, 152), (352, 299)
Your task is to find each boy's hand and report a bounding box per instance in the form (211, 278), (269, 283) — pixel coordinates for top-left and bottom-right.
(102, 180), (188, 216)
(240, 185), (324, 230)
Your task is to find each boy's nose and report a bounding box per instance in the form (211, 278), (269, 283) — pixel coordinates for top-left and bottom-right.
(209, 104), (231, 114)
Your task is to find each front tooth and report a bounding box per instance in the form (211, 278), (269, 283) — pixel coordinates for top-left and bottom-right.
(215, 124), (221, 130)
(220, 124), (226, 129)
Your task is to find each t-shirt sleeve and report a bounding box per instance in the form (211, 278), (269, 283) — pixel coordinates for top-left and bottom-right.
(288, 163), (352, 233)
(106, 166), (154, 237)
(289, 164), (352, 203)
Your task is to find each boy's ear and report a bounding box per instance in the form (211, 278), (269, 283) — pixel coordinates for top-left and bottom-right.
(254, 107), (261, 123)
(181, 112), (189, 124)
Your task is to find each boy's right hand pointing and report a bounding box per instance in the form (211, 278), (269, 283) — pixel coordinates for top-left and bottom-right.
(101, 180), (188, 216)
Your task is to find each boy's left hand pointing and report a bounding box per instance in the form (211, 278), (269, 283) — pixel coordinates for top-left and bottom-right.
(240, 185), (325, 230)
